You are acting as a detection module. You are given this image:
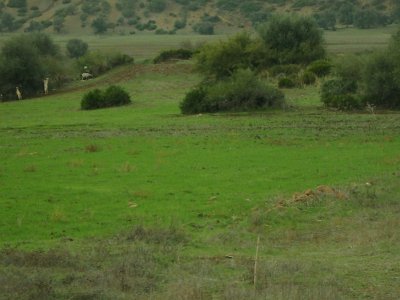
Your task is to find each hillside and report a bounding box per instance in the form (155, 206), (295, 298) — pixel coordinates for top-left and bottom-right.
(0, 0), (398, 35)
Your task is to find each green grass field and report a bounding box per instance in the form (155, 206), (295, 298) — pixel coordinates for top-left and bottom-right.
(1, 28), (400, 299)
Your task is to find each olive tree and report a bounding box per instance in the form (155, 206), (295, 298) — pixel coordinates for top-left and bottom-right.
(66, 38), (89, 58)
(257, 15), (326, 65)
(0, 33), (66, 99)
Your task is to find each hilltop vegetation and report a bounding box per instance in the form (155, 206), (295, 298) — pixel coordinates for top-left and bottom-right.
(0, 0), (398, 34)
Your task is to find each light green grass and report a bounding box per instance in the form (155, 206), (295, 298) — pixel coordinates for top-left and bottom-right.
(1, 56), (400, 298)
(1, 65), (400, 247)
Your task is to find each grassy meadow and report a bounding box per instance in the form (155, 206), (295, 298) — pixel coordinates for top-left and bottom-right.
(1, 28), (400, 299)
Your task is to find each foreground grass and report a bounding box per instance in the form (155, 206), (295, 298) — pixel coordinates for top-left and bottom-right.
(1, 175), (399, 299)
(0, 63), (399, 298)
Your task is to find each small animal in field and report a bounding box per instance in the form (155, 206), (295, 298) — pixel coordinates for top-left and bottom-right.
(16, 87), (22, 100)
(43, 78), (49, 95)
(81, 73), (93, 80)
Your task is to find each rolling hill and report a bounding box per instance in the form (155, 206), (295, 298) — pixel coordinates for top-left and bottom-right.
(0, 0), (398, 34)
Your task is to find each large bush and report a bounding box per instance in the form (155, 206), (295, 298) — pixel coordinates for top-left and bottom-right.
(76, 51), (133, 76)
(180, 69), (284, 114)
(66, 39), (88, 58)
(257, 15), (326, 65)
(195, 32), (267, 79)
(0, 33), (67, 99)
(320, 78), (360, 110)
(81, 85), (131, 110)
(361, 51), (400, 109)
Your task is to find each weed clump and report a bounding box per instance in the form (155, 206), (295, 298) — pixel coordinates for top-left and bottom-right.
(81, 85), (131, 110)
(301, 71), (317, 85)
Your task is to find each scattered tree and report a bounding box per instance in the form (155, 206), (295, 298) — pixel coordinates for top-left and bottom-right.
(66, 39), (89, 58)
(92, 17), (108, 34)
(257, 15), (326, 65)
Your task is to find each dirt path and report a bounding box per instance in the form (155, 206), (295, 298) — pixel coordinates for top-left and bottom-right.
(56, 63), (194, 95)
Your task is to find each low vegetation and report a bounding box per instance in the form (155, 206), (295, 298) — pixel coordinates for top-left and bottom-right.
(321, 30), (400, 110)
(81, 85), (131, 110)
(153, 48), (193, 63)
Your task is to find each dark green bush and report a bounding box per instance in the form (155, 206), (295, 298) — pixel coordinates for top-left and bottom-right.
(258, 15), (326, 65)
(81, 85), (131, 110)
(180, 69), (284, 114)
(66, 38), (88, 58)
(361, 51), (400, 109)
(77, 51), (133, 76)
(81, 89), (104, 110)
(153, 49), (193, 63)
(103, 85), (131, 107)
(179, 86), (208, 114)
(321, 78), (360, 110)
(278, 77), (296, 88)
(174, 19), (186, 29)
(195, 32), (267, 79)
(148, 0), (166, 12)
(193, 21), (214, 35)
(307, 60), (332, 77)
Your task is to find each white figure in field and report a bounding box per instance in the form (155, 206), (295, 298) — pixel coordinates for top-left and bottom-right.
(43, 78), (49, 95)
(81, 72), (93, 80)
(16, 87), (22, 100)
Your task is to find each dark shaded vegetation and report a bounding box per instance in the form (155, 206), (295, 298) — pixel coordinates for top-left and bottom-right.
(153, 48), (193, 63)
(81, 85), (131, 110)
(66, 38), (89, 58)
(321, 28), (400, 110)
(0, 33), (66, 100)
(0, 33), (134, 101)
(76, 51), (133, 76)
(182, 15), (325, 114)
(257, 15), (325, 65)
(180, 69), (284, 114)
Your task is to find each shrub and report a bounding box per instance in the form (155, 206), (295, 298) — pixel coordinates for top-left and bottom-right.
(174, 19), (186, 30)
(258, 15), (326, 64)
(301, 71), (316, 85)
(81, 89), (104, 110)
(361, 51), (400, 109)
(148, 0), (166, 13)
(76, 51), (133, 76)
(180, 69), (284, 114)
(153, 49), (193, 63)
(193, 21), (214, 35)
(103, 85), (131, 107)
(0, 33), (66, 99)
(278, 77), (296, 88)
(66, 38), (88, 58)
(320, 78), (361, 110)
(307, 60), (332, 77)
(180, 86), (208, 114)
(195, 32), (267, 79)
(81, 86), (131, 110)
